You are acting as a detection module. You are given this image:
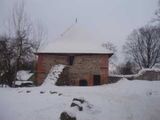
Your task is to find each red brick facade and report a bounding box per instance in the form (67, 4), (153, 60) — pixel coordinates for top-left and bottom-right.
(36, 53), (112, 86)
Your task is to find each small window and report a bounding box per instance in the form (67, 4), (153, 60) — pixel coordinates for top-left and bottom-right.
(69, 56), (74, 65)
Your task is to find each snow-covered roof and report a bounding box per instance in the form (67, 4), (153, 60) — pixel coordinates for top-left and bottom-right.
(38, 23), (113, 54)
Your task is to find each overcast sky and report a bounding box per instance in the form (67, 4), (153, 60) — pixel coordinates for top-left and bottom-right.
(0, 0), (158, 61)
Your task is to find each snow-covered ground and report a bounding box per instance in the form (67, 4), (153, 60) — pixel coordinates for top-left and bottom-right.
(0, 79), (160, 120)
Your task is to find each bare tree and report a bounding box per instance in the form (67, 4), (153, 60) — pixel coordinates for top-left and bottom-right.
(153, 0), (160, 22)
(102, 41), (117, 64)
(124, 25), (160, 69)
(8, 2), (33, 86)
(116, 61), (137, 75)
(0, 35), (15, 87)
(0, 1), (46, 87)
(32, 23), (47, 52)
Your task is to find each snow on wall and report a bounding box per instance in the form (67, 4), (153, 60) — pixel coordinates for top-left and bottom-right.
(110, 68), (160, 83)
(137, 68), (160, 75)
(42, 64), (66, 86)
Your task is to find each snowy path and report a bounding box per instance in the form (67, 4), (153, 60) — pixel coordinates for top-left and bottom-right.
(42, 64), (66, 86)
(0, 79), (160, 120)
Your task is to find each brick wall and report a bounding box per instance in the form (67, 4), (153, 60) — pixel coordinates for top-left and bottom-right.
(36, 54), (109, 86)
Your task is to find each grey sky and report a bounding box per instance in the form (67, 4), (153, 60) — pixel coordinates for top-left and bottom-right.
(0, 0), (158, 61)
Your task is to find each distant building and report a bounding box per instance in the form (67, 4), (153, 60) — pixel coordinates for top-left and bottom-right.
(35, 24), (113, 86)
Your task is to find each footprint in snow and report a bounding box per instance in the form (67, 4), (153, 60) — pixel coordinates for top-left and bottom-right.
(26, 90), (31, 93)
(40, 91), (45, 94)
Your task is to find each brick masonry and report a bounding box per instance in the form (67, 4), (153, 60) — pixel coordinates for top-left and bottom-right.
(36, 53), (110, 86)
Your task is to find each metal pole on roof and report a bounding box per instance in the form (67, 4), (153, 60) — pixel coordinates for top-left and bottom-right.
(60, 18), (78, 37)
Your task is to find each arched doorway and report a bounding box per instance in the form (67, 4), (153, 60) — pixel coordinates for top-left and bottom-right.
(79, 79), (88, 86)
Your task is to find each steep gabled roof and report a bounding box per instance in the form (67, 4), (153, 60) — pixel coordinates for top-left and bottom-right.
(38, 23), (113, 55)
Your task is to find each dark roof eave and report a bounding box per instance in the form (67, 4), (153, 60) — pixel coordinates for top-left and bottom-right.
(35, 52), (113, 57)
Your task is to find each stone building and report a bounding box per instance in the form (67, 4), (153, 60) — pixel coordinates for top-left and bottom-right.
(36, 24), (113, 86)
